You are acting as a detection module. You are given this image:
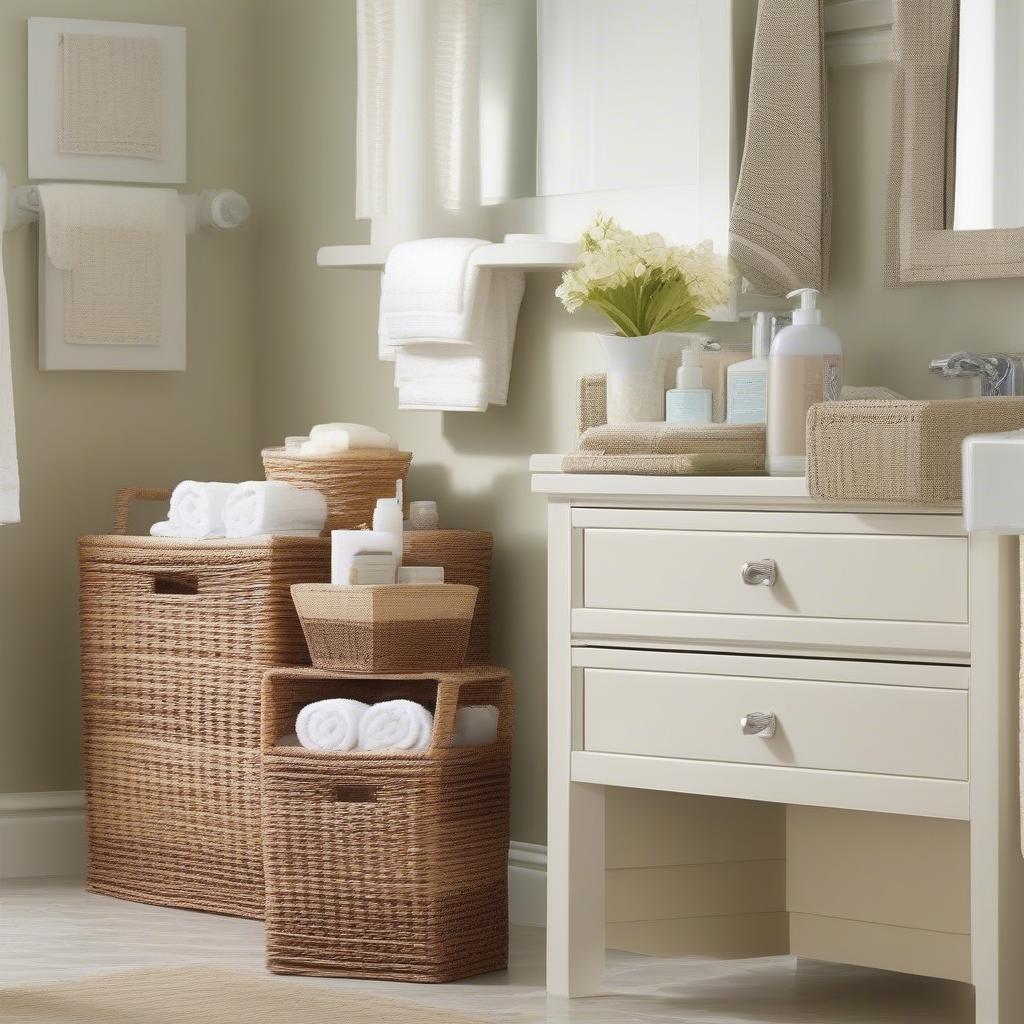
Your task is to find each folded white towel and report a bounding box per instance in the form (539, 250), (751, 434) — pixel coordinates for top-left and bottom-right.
(391, 266), (525, 412)
(149, 480), (234, 539)
(453, 705), (499, 747)
(296, 699), (369, 752)
(358, 699), (434, 751)
(299, 422), (396, 455)
(223, 481), (327, 538)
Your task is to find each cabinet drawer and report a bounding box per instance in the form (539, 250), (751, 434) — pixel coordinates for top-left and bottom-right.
(582, 528), (968, 625)
(583, 668), (968, 781)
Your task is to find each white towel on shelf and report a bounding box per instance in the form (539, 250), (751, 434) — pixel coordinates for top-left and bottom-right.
(359, 699), (434, 751)
(36, 184), (184, 349)
(149, 480), (234, 539)
(223, 481), (328, 538)
(453, 705), (499, 747)
(0, 169), (20, 525)
(296, 699), (369, 752)
(355, 0), (394, 221)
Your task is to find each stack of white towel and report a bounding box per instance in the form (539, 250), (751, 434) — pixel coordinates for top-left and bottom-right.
(378, 239), (525, 412)
(151, 480), (327, 539)
(291, 698), (499, 752)
(298, 422), (397, 457)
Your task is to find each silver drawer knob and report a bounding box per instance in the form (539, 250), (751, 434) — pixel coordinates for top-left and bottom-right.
(741, 558), (777, 587)
(741, 712), (777, 738)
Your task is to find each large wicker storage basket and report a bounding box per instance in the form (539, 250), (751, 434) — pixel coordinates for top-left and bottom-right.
(402, 530), (492, 663)
(261, 665), (513, 982)
(807, 397), (1024, 504)
(79, 487), (331, 919)
(261, 447), (412, 531)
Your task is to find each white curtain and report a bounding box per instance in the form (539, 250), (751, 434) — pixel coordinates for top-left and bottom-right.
(0, 168), (20, 525)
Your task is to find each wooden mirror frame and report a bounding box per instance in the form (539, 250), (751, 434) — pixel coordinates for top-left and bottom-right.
(886, 0), (1024, 284)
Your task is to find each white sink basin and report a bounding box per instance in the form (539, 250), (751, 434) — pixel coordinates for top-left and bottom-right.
(962, 429), (1024, 532)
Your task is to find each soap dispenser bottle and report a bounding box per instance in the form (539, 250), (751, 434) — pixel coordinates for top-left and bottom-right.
(727, 312), (770, 425)
(766, 288), (842, 476)
(666, 340), (712, 424)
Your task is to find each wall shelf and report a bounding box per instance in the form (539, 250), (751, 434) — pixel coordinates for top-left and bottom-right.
(316, 238), (579, 272)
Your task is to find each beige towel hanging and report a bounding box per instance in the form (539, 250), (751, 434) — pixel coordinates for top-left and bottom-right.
(728, 0), (831, 296)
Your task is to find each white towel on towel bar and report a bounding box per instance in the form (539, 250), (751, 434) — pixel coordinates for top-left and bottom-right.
(355, 0), (394, 221)
(36, 184), (184, 349)
(0, 169), (20, 525)
(223, 480), (328, 538)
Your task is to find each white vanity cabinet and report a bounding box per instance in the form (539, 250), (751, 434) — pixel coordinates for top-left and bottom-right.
(532, 458), (1024, 1023)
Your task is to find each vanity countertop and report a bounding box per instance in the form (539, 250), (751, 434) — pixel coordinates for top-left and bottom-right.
(529, 454), (964, 517)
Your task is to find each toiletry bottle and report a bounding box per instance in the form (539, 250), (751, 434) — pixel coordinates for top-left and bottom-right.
(766, 288), (842, 476)
(666, 340), (712, 424)
(372, 480), (405, 535)
(727, 313), (770, 424)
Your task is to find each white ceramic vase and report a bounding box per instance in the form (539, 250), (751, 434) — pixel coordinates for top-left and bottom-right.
(601, 332), (665, 424)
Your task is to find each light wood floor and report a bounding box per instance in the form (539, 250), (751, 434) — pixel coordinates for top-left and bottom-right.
(0, 878), (975, 1024)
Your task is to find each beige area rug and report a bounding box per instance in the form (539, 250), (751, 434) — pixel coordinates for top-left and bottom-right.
(0, 967), (488, 1024)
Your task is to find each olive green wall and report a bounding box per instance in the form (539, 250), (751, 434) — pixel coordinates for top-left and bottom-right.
(0, 0), (260, 792)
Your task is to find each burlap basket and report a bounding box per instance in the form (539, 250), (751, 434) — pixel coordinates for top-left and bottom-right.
(807, 398), (1024, 504)
(292, 583), (477, 672)
(79, 487), (330, 919)
(261, 447), (412, 532)
(261, 665), (513, 982)
(402, 530), (492, 663)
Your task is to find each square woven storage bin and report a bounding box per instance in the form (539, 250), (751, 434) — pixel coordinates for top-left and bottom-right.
(261, 665), (514, 982)
(292, 583), (478, 672)
(79, 487), (330, 920)
(806, 397), (1024, 504)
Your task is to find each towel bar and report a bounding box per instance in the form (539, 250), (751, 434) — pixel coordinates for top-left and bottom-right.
(3, 181), (250, 234)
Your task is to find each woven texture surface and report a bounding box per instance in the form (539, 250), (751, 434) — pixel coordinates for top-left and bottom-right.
(79, 489), (330, 919)
(728, 0), (831, 295)
(0, 966), (486, 1023)
(578, 422), (765, 456)
(402, 530), (491, 664)
(262, 666), (513, 982)
(807, 398), (1024, 503)
(292, 583), (477, 672)
(262, 447), (412, 532)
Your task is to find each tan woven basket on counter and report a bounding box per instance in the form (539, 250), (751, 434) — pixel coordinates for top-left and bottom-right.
(79, 487), (330, 919)
(262, 447), (412, 531)
(292, 583), (477, 672)
(261, 665), (513, 982)
(806, 397), (1024, 504)
(402, 529), (492, 663)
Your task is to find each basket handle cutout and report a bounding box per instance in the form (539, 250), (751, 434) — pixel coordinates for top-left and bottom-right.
(113, 487), (173, 535)
(333, 784), (379, 803)
(153, 573), (200, 596)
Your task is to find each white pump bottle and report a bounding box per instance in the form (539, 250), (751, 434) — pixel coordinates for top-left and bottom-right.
(766, 288), (842, 476)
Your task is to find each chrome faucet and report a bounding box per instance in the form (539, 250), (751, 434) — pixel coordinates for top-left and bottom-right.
(928, 352), (1024, 397)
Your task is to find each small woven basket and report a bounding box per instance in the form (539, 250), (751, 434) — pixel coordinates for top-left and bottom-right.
(261, 447), (413, 532)
(292, 583), (478, 672)
(807, 397), (1024, 504)
(262, 665), (513, 982)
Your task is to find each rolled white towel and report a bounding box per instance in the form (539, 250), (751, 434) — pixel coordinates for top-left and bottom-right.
(300, 422), (397, 455)
(453, 705), (499, 747)
(149, 480), (234, 539)
(296, 699), (369, 751)
(223, 481), (327, 538)
(358, 699), (434, 751)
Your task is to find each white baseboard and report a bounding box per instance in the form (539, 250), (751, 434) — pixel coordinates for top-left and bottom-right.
(0, 790), (87, 879)
(508, 841), (546, 928)
(1, 790), (548, 927)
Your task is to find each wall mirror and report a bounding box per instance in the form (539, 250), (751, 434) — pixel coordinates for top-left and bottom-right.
(888, 0), (1024, 283)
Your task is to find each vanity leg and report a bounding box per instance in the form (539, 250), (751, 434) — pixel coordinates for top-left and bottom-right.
(546, 500), (606, 996)
(969, 535), (1024, 1023)
(546, 780), (606, 997)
